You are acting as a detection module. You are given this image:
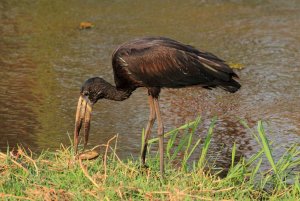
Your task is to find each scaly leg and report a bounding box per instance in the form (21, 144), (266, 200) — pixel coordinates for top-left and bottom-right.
(153, 97), (164, 176)
(141, 95), (156, 166)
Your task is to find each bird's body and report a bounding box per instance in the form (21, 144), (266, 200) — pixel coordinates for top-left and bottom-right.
(111, 37), (240, 97)
(73, 37), (241, 177)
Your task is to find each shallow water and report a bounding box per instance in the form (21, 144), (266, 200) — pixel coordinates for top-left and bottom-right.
(1, 0), (299, 169)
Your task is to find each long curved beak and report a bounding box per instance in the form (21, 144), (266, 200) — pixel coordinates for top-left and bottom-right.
(74, 95), (93, 154)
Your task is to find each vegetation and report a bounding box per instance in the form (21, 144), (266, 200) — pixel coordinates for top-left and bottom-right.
(0, 118), (299, 200)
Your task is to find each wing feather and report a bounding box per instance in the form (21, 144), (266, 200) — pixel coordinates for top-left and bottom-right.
(112, 37), (239, 90)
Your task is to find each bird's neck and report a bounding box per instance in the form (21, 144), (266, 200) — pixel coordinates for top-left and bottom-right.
(104, 83), (133, 101)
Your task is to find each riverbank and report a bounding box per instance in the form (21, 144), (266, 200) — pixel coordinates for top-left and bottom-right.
(0, 119), (299, 200)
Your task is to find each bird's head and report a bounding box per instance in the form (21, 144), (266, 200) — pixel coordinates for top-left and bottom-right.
(73, 77), (109, 154)
(80, 77), (109, 104)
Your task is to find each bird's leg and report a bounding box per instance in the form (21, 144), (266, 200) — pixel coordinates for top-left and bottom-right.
(153, 98), (164, 176)
(141, 95), (156, 166)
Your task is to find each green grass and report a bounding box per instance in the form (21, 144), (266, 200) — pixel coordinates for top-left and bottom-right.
(0, 118), (299, 200)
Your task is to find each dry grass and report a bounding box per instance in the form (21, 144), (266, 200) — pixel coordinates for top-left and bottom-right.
(0, 119), (299, 200)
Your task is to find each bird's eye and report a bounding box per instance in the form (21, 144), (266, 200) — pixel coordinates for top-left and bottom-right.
(83, 91), (89, 96)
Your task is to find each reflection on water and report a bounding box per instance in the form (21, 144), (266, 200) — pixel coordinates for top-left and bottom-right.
(0, 0), (299, 170)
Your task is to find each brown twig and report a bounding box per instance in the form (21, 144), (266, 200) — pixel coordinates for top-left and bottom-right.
(83, 189), (99, 199)
(18, 147), (39, 176)
(116, 186), (124, 200)
(108, 146), (138, 173)
(79, 159), (101, 189)
(214, 187), (235, 193)
(11, 159), (29, 173)
(103, 135), (117, 183)
(1, 151), (30, 173)
(0, 152), (7, 159)
(0, 193), (34, 201)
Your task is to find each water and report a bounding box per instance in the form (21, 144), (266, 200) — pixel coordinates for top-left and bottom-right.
(1, 0), (299, 169)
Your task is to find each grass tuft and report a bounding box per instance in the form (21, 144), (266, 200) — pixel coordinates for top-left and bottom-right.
(0, 118), (299, 200)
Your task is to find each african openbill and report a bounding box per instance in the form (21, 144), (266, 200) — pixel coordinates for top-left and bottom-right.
(73, 36), (241, 176)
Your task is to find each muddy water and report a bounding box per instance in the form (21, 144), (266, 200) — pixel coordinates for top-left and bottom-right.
(1, 1), (299, 169)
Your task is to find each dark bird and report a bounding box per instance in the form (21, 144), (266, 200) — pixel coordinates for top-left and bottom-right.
(73, 36), (241, 176)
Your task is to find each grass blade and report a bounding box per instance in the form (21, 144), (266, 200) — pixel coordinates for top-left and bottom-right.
(257, 121), (277, 175)
(148, 119), (199, 144)
(197, 117), (217, 169)
(141, 128), (145, 155)
(183, 137), (202, 168)
(170, 132), (190, 162)
(182, 117), (202, 168)
(250, 157), (262, 183)
(166, 130), (179, 158)
(231, 142), (236, 169)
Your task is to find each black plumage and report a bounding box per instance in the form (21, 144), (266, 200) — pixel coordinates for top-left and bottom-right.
(73, 36), (241, 176)
(112, 37), (239, 93)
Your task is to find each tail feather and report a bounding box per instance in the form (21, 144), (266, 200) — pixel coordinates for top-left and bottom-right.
(197, 51), (241, 93)
(197, 55), (238, 81)
(216, 79), (241, 93)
